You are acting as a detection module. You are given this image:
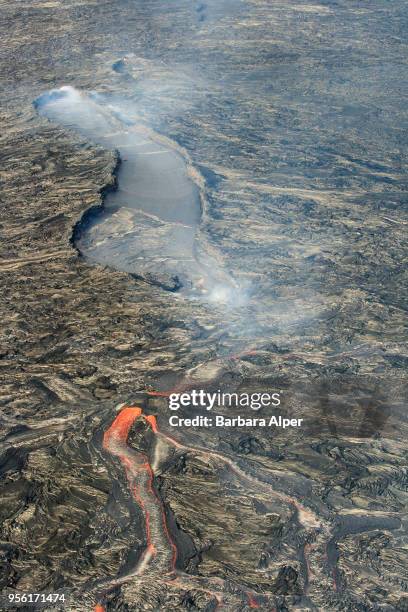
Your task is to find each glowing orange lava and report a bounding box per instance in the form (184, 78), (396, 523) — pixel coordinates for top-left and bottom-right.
(98, 401), (329, 608)
(147, 390), (171, 397)
(247, 592), (260, 608)
(102, 405), (177, 581)
(103, 407), (142, 447)
(144, 414), (158, 433)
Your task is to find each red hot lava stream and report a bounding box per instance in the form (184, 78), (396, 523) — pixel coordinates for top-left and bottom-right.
(148, 384), (338, 596)
(147, 389), (334, 600)
(95, 405), (271, 611)
(94, 402), (326, 612)
(102, 406), (177, 574)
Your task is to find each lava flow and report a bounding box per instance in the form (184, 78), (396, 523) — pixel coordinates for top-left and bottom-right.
(146, 389), (335, 599)
(102, 406), (177, 577)
(98, 398), (332, 609)
(97, 406), (231, 610)
(97, 405), (269, 610)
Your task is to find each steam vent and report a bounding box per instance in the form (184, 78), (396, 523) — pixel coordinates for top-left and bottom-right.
(0, 1), (407, 611)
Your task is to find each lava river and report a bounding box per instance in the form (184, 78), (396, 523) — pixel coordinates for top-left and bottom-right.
(94, 405), (268, 611)
(102, 407), (177, 579)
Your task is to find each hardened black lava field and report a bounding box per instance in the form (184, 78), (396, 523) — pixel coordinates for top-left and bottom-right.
(0, 1), (407, 610)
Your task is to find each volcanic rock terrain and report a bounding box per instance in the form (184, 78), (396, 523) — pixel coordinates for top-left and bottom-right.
(0, 0), (407, 611)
